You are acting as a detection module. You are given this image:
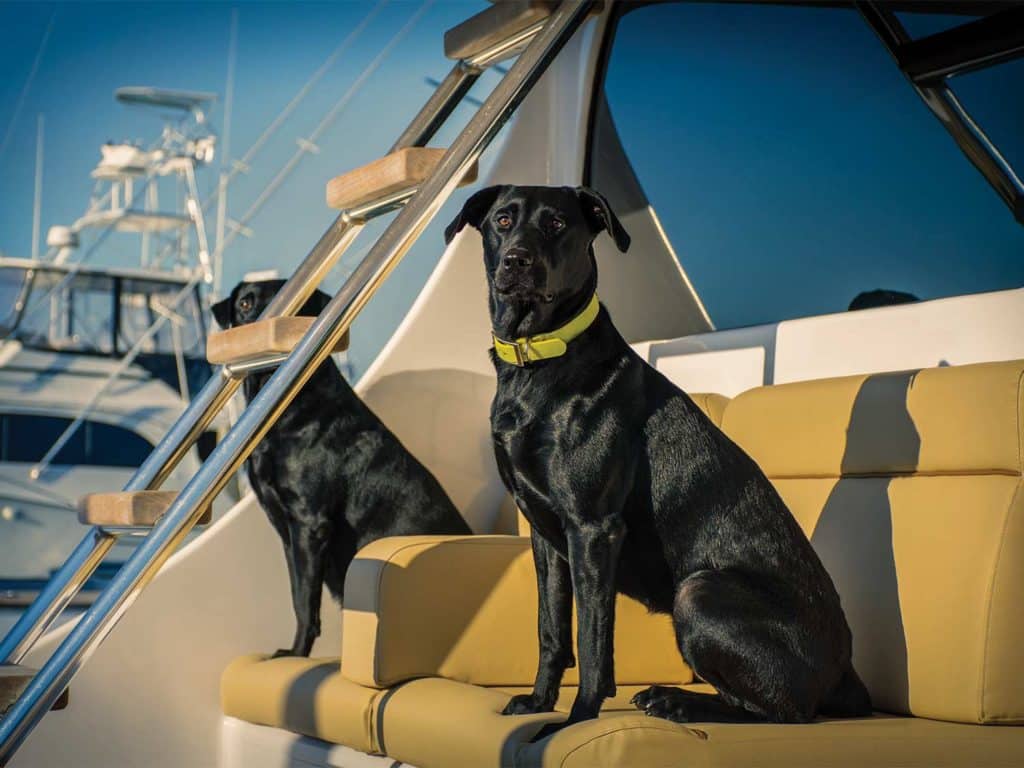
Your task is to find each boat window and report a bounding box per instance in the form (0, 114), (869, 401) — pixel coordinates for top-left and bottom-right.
(597, 3), (1024, 330)
(7, 269), (204, 360)
(118, 278), (205, 357)
(12, 271), (116, 354)
(0, 413), (154, 467)
(0, 267), (28, 334)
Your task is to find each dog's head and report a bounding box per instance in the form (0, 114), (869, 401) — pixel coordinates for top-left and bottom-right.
(444, 185), (629, 336)
(211, 279), (332, 329)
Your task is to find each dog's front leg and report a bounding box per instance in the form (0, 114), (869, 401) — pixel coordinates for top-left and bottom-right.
(565, 516), (624, 724)
(503, 528), (575, 715)
(276, 522), (330, 658)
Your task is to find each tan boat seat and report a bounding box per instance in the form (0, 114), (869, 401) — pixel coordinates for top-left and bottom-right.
(221, 655), (381, 755)
(221, 360), (1024, 766)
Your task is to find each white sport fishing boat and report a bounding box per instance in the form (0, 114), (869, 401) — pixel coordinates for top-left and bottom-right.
(1, 2), (1022, 767)
(0, 88), (231, 633)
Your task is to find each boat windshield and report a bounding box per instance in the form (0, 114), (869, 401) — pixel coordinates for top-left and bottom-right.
(0, 265), (206, 359)
(598, 2), (1024, 330)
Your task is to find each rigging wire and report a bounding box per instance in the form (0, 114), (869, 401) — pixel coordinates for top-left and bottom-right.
(0, 6), (56, 162)
(156, 0), (391, 271)
(212, 0), (435, 263)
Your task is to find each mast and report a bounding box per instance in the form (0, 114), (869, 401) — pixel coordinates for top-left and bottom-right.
(214, 7), (239, 299)
(32, 113), (44, 259)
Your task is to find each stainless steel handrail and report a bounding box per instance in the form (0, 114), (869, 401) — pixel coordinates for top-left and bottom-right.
(0, 529), (113, 665)
(0, 2), (591, 759)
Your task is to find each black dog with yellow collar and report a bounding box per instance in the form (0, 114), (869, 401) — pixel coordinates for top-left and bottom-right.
(445, 185), (870, 736)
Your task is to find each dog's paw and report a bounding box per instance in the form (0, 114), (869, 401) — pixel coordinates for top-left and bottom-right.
(271, 647), (298, 659)
(502, 693), (554, 716)
(631, 685), (692, 722)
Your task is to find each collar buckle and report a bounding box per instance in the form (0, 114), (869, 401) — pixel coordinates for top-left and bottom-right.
(513, 339), (530, 366)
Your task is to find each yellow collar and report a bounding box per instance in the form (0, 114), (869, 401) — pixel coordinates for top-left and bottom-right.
(492, 294), (600, 366)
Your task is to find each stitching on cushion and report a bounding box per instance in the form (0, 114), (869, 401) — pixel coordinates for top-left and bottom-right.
(978, 367), (1024, 722)
(979, 477), (1023, 722)
(550, 723), (706, 768)
(1018, 367), (1023, 475)
(767, 469), (1022, 481)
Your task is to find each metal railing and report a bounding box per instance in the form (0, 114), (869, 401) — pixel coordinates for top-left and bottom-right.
(856, 1), (1024, 224)
(0, 2), (593, 761)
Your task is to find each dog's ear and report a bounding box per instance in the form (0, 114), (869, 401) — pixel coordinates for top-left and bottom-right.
(444, 185), (506, 245)
(300, 288), (332, 317)
(211, 293), (234, 329)
(575, 187), (630, 253)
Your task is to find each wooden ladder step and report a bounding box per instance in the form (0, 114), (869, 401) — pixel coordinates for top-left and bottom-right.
(77, 491), (211, 528)
(444, 1), (555, 61)
(326, 147), (478, 212)
(206, 316), (350, 367)
(1, 664), (68, 714)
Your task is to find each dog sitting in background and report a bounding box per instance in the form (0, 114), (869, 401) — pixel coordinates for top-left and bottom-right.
(446, 185), (871, 734)
(213, 279), (470, 657)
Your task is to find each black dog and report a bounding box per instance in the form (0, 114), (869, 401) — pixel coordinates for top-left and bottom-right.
(445, 186), (871, 732)
(213, 280), (470, 657)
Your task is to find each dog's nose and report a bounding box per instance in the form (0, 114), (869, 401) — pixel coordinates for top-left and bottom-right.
(502, 248), (533, 270)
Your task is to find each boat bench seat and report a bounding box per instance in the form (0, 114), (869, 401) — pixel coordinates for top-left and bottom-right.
(222, 362), (1024, 766)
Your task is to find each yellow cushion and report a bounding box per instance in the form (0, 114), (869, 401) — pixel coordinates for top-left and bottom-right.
(719, 360), (1024, 723)
(723, 361), (1024, 478)
(375, 676), (718, 768)
(376, 677), (560, 768)
(219, 654), (383, 753)
(341, 535), (691, 689)
(689, 391), (730, 428)
(517, 712), (1024, 768)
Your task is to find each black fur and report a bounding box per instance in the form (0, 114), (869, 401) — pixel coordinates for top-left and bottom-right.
(212, 280), (470, 657)
(447, 185), (871, 734)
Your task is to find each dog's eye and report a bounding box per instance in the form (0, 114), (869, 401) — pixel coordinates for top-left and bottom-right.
(495, 214), (512, 230)
(549, 218), (565, 233)
(239, 297), (254, 313)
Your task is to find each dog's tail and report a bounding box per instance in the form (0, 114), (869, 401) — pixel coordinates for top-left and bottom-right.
(820, 664), (873, 718)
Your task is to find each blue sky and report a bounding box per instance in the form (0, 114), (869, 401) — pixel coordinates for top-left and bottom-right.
(1, 1), (1022, 370)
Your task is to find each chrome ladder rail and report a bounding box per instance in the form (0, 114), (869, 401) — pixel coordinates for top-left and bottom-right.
(0, 2), (593, 761)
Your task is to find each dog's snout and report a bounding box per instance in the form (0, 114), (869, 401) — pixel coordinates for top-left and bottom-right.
(502, 247), (533, 270)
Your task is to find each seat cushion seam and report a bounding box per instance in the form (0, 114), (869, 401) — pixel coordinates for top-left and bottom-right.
(979, 477), (1023, 722)
(977, 368), (1024, 722)
(542, 724), (706, 768)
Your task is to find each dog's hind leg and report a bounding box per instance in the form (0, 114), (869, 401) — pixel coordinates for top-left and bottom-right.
(819, 664), (873, 717)
(275, 522), (331, 658)
(632, 685), (760, 723)
(638, 569), (828, 724)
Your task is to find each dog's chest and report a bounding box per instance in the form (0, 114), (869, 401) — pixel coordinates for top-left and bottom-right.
(491, 393), (572, 535)
(492, 395), (555, 465)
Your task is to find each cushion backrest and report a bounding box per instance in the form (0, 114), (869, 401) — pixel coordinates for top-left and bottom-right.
(721, 360), (1024, 724)
(360, 368), (507, 533)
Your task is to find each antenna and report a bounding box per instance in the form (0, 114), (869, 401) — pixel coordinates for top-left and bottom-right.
(214, 7), (239, 300)
(32, 114), (44, 260)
